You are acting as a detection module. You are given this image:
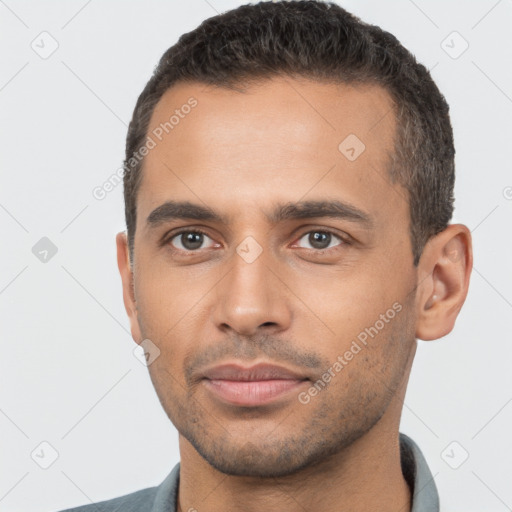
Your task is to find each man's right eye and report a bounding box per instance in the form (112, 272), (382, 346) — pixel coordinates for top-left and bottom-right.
(165, 229), (218, 252)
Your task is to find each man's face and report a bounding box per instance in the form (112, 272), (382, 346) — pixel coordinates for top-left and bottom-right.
(127, 77), (419, 477)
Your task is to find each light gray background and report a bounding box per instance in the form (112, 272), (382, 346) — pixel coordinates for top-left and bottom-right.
(1, 1), (511, 511)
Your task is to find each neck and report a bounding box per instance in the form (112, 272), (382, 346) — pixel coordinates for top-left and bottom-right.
(177, 429), (411, 512)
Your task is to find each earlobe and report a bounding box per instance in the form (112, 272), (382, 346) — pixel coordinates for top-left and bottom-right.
(116, 231), (142, 344)
(415, 224), (473, 341)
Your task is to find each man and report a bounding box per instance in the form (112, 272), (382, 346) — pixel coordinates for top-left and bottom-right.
(59, 1), (472, 511)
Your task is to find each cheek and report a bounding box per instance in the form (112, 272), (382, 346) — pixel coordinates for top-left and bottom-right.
(134, 260), (204, 329)
(144, 329), (196, 405)
(318, 305), (412, 401)
(292, 276), (408, 380)
(292, 269), (391, 330)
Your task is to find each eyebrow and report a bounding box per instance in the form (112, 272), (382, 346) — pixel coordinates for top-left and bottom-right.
(145, 199), (374, 231)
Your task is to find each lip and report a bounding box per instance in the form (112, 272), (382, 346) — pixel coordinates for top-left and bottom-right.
(202, 362), (308, 381)
(201, 363), (309, 407)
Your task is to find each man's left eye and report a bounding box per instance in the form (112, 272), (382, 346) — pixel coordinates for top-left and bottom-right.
(295, 231), (347, 251)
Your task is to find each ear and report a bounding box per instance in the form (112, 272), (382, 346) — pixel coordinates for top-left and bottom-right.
(116, 231), (142, 344)
(415, 224), (473, 341)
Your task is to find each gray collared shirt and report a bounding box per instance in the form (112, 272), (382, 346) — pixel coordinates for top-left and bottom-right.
(59, 432), (439, 512)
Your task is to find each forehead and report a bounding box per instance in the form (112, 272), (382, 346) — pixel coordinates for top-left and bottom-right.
(137, 76), (403, 230)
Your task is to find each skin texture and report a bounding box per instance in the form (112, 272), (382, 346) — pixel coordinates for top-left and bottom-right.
(116, 76), (473, 512)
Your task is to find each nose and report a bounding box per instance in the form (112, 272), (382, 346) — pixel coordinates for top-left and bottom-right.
(212, 246), (292, 337)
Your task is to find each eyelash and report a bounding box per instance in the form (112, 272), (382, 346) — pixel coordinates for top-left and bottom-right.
(162, 228), (351, 255)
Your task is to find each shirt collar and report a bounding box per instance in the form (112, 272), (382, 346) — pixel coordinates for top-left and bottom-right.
(400, 432), (440, 512)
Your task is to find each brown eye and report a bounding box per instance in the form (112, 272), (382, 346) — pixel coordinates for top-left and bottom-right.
(296, 230), (346, 251)
(168, 230), (215, 251)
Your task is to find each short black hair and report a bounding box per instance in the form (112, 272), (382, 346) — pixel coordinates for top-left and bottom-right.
(123, 0), (455, 267)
